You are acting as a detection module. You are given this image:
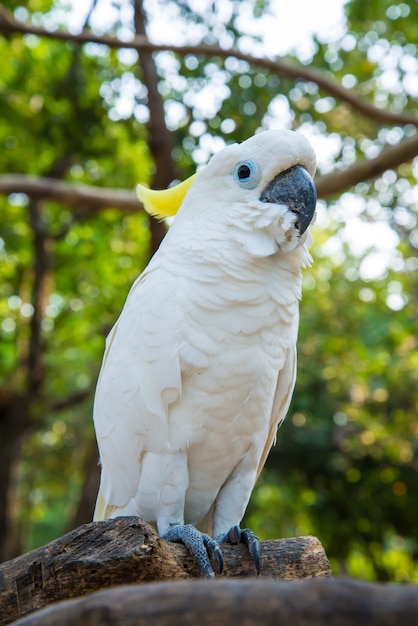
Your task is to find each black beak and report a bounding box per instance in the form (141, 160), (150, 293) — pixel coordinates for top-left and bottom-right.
(259, 165), (317, 235)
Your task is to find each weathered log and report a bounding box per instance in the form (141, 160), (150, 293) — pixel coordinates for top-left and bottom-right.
(0, 517), (331, 625)
(8, 578), (418, 626)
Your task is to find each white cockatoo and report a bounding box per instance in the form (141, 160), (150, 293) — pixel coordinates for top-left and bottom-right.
(93, 129), (316, 577)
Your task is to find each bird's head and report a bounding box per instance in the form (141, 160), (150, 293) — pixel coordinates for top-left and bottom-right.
(137, 129), (316, 257)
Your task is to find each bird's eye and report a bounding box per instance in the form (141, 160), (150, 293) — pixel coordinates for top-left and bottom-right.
(233, 160), (261, 190)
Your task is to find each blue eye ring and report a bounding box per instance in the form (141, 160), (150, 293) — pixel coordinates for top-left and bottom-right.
(233, 160), (261, 190)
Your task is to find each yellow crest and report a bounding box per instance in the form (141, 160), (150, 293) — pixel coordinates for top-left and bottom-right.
(136, 172), (199, 219)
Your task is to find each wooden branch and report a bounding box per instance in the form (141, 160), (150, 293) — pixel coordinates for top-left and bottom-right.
(315, 132), (418, 198)
(0, 6), (417, 128)
(0, 517), (331, 625)
(0, 175), (142, 213)
(8, 578), (418, 626)
(1, 131), (418, 213)
(48, 385), (97, 413)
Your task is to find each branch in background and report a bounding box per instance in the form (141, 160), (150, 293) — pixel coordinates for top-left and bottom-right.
(133, 0), (177, 185)
(0, 6), (417, 129)
(25, 153), (72, 394)
(49, 387), (95, 412)
(26, 199), (49, 396)
(133, 0), (176, 252)
(315, 132), (418, 198)
(1, 133), (418, 210)
(0, 175), (141, 213)
(81, 0), (99, 30)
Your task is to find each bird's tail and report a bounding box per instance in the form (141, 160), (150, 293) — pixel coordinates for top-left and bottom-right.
(93, 487), (117, 521)
(197, 502), (215, 536)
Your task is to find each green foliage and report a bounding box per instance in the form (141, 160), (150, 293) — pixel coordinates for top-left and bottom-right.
(0, 3), (154, 549)
(0, 0), (417, 580)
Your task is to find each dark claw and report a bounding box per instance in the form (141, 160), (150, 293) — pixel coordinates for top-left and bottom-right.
(223, 524), (241, 544)
(205, 537), (224, 575)
(220, 525), (261, 575)
(163, 524), (224, 578)
(240, 528), (261, 575)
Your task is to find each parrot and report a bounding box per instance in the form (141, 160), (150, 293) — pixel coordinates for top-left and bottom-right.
(92, 128), (317, 578)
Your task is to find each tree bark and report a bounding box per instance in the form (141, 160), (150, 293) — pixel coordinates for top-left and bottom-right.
(7, 578), (418, 626)
(0, 517), (331, 625)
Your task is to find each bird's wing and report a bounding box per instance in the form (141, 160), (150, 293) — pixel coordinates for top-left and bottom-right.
(93, 262), (183, 513)
(197, 346), (297, 536)
(256, 345), (297, 479)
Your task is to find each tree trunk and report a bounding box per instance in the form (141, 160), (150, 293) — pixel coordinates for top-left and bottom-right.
(0, 517), (331, 625)
(0, 395), (30, 562)
(67, 437), (101, 530)
(133, 0), (178, 253)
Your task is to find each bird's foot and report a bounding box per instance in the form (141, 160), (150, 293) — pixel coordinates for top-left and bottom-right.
(218, 525), (261, 574)
(162, 524), (224, 579)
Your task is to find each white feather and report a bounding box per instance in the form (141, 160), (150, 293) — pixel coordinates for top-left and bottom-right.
(93, 129), (316, 537)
